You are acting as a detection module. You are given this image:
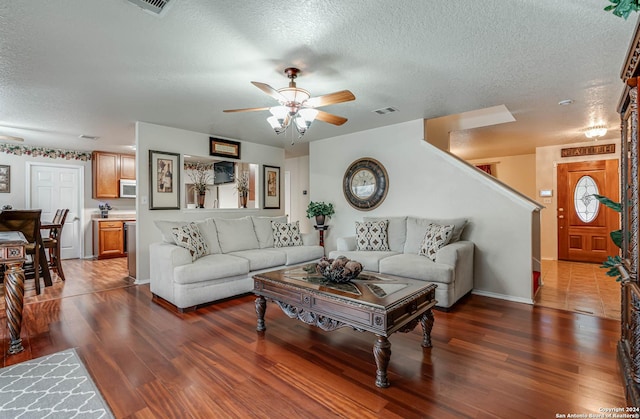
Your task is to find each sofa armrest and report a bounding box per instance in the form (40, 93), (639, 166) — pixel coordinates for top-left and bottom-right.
(337, 236), (357, 251)
(149, 242), (192, 302)
(436, 240), (475, 303)
(435, 240), (474, 267)
(302, 232), (319, 246)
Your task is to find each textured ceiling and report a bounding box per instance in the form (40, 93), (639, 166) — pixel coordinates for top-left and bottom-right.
(0, 1), (637, 160)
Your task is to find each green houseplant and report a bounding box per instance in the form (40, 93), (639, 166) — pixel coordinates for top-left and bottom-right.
(592, 194), (624, 281)
(306, 201), (335, 226)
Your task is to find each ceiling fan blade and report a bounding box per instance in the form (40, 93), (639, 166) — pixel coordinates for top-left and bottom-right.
(305, 90), (355, 108)
(315, 110), (348, 126)
(251, 81), (287, 102)
(223, 107), (270, 113)
(0, 135), (24, 142)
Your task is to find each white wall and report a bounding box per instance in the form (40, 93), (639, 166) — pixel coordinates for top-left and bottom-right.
(310, 119), (541, 303)
(536, 138), (620, 260)
(135, 122), (285, 282)
(284, 155), (312, 233)
(0, 150), (135, 257)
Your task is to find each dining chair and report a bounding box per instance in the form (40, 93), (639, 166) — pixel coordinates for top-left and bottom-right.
(0, 209), (43, 294)
(42, 208), (69, 281)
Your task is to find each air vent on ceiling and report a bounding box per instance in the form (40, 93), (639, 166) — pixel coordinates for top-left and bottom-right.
(126, 0), (173, 16)
(79, 135), (100, 140)
(373, 106), (398, 115)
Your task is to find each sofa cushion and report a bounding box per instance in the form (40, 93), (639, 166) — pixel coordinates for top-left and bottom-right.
(276, 245), (325, 265)
(419, 224), (454, 261)
(214, 217), (259, 253)
(173, 254), (250, 285)
(193, 218), (222, 254)
(228, 249), (287, 271)
(272, 221), (303, 247)
(252, 215), (287, 248)
(363, 216), (407, 252)
(355, 220), (389, 251)
(328, 250), (399, 272)
(154, 220), (188, 244)
(404, 217), (467, 254)
(172, 223), (209, 261)
(379, 253), (454, 284)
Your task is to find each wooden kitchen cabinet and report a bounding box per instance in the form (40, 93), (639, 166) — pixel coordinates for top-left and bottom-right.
(92, 151), (119, 199)
(120, 154), (136, 180)
(92, 151), (136, 198)
(93, 220), (124, 259)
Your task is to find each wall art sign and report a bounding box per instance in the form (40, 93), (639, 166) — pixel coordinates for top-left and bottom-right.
(0, 165), (9, 193)
(560, 144), (616, 158)
(210, 137), (241, 159)
(149, 150), (180, 210)
(263, 165), (280, 209)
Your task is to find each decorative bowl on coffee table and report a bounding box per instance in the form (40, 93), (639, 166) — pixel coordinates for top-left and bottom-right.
(316, 256), (363, 283)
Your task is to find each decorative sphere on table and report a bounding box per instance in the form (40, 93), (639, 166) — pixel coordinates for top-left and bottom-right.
(316, 256), (363, 283)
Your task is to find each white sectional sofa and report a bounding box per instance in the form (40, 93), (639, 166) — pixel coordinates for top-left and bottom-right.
(150, 215), (324, 311)
(328, 216), (474, 309)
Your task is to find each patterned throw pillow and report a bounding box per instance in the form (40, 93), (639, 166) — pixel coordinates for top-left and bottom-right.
(355, 220), (389, 251)
(419, 223), (454, 261)
(272, 221), (303, 247)
(172, 223), (209, 261)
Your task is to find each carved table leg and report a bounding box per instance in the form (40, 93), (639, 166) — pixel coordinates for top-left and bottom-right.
(4, 261), (25, 354)
(256, 295), (266, 332)
(420, 309), (434, 348)
(373, 335), (391, 388)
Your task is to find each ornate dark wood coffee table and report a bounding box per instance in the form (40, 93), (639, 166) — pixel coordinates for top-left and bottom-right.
(253, 265), (437, 388)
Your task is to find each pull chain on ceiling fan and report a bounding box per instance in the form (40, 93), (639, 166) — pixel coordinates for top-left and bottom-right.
(223, 67), (355, 139)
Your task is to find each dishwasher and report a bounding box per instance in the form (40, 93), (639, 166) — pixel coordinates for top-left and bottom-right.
(124, 221), (136, 279)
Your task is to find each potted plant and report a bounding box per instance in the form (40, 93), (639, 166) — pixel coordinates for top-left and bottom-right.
(98, 202), (112, 218)
(188, 163), (213, 208)
(236, 172), (250, 208)
(306, 201), (335, 226)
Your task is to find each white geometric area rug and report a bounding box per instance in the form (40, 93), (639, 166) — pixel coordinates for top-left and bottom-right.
(0, 348), (114, 418)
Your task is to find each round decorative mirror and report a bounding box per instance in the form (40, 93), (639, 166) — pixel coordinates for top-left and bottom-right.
(343, 158), (388, 210)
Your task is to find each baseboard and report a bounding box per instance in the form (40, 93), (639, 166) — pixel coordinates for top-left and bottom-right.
(135, 278), (150, 285)
(471, 290), (534, 305)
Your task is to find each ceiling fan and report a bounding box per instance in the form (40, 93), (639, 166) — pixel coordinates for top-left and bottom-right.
(223, 67), (355, 138)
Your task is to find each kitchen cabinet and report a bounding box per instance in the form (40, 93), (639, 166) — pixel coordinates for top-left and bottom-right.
(92, 151), (135, 198)
(93, 220), (125, 259)
(120, 154), (136, 180)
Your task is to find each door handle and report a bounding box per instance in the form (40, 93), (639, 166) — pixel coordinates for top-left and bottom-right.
(558, 215), (564, 219)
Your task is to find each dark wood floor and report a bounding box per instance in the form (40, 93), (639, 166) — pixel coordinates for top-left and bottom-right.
(0, 259), (626, 418)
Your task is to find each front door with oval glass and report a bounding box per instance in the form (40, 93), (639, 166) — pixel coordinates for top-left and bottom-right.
(557, 160), (619, 263)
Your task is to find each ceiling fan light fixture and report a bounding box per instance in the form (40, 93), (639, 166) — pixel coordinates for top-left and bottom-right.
(278, 87), (310, 105)
(584, 125), (607, 139)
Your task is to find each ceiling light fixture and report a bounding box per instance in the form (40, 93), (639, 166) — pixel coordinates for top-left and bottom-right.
(264, 68), (319, 138)
(584, 125), (608, 139)
(224, 67), (354, 143)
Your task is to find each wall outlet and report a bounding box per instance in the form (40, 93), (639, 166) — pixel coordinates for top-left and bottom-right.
(543, 198), (552, 204)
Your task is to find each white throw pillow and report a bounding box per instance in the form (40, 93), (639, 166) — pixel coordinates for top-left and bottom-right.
(272, 221), (303, 247)
(404, 216), (467, 254)
(363, 216), (407, 252)
(419, 223), (454, 261)
(172, 223), (209, 261)
(355, 220), (389, 251)
(154, 220), (188, 244)
(214, 217), (259, 253)
(252, 215), (288, 248)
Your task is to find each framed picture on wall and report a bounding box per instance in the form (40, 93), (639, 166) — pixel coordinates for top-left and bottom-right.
(263, 165), (280, 209)
(149, 150), (180, 210)
(210, 137), (241, 159)
(0, 165), (9, 193)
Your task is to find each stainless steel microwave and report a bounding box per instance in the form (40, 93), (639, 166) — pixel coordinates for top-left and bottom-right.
(120, 179), (136, 198)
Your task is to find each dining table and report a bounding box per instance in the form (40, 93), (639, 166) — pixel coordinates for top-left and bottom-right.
(0, 230), (28, 354)
(0, 210), (55, 288)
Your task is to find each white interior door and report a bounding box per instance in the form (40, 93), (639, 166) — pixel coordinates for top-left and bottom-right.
(28, 163), (83, 259)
